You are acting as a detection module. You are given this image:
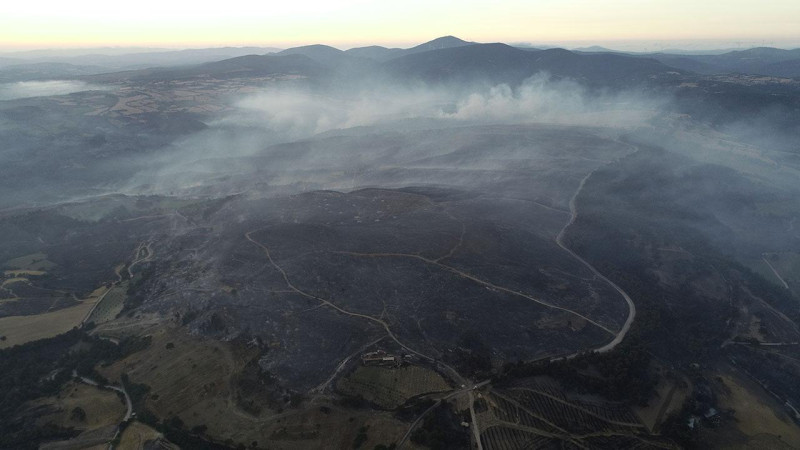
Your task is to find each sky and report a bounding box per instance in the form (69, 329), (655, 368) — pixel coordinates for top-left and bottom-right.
(1, 0), (799, 51)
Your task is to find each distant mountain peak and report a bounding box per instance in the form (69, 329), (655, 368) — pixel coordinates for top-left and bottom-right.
(409, 36), (473, 53)
(279, 44), (343, 55)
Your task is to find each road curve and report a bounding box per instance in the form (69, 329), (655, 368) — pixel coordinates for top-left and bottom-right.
(556, 171), (637, 354)
(72, 370), (133, 422)
(244, 230), (467, 385)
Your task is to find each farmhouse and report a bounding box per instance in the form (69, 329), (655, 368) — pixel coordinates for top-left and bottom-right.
(361, 350), (400, 367)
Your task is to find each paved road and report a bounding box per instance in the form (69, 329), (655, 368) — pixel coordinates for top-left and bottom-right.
(397, 380), (490, 449)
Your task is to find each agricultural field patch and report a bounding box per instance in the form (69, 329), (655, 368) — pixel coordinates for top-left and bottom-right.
(117, 421), (166, 450)
(337, 365), (451, 409)
(0, 286), (106, 348)
(479, 377), (666, 447)
(4, 252), (56, 271)
(714, 373), (800, 448)
(32, 381), (126, 431)
(87, 282), (127, 324)
(97, 325), (252, 427)
(4, 270), (46, 277)
(633, 364), (691, 432)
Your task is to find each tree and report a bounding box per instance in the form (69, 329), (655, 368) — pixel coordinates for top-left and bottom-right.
(70, 407), (87, 422)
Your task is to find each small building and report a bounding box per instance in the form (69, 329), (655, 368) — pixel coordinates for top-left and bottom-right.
(361, 350), (400, 367)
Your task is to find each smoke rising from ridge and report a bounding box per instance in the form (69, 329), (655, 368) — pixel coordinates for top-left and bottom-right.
(120, 74), (666, 196)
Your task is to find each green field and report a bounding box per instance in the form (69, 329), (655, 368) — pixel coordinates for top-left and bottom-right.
(88, 282), (128, 324)
(337, 365), (451, 409)
(3, 252), (56, 271)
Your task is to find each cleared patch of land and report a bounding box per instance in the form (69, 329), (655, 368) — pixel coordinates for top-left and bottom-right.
(97, 326), (253, 429)
(87, 282), (127, 324)
(632, 365), (690, 432)
(4, 269), (46, 277)
(96, 325), (414, 449)
(33, 380), (126, 449)
(117, 421), (165, 450)
(716, 373), (800, 448)
(0, 286), (107, 348)
(337, 365), (451, 409)
(33, 380), (126, 430)
(4, 252), (56, 271)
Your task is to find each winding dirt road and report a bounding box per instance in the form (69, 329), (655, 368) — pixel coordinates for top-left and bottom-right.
(244, 230), (466, 385)
(556, 171), (637, 354)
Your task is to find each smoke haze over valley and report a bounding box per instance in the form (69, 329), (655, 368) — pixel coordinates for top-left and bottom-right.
(1, 31), (800, 450)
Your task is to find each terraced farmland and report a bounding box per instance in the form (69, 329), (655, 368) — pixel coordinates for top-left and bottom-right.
(87, 281), (127, 324)
(480, 426), (556, 449)
(479, 377), (672, 449)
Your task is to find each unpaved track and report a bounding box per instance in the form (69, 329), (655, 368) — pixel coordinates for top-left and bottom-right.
(244, 230), (466, 385)
(311, 336), (386, 394)
(762, 255), (790, 289)
(556, 171), (636, 354)
(330, 250), (615, 335)
(127, 241), (154, 278)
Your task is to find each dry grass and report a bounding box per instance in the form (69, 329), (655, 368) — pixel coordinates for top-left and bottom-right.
(4, 269), (46, 276)
(33, 381), (126, 431)
(117, 421), (163, 450)
(4, 252), (56, 271)
(634, 376), (689, 432)
(716, 374), (800, 448)
(0, 286), (107, 348)
(2, 277), (29, 287)
(97, 325), (252, 426)
(96, 325), (415, 448)
(337, 365), (451, 409)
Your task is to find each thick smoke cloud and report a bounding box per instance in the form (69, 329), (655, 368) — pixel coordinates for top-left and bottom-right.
(122, 74), (666, 197)
(221, 74), (664, 142)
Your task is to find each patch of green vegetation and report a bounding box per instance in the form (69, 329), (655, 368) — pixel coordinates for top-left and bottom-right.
(3, 252), (55, 271)
(410, 403), (469, 450)
(0, 330), (150, 449)
(501, 338), (655, 405)
(87, 282), (127, 324)
(337, 365), (449, 409)
(353, 425), (369, 449)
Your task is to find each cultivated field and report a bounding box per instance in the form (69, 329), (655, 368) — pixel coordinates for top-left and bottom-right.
(117, 421), (167, 450)
(478, 377), (669, 449)
(33, 381), (126, 450)
(4, 252), (56, 271)
(33, 381), (126, 430)
(87, 282), (127, 324)
(92, 323), (420, 449)
(633, 365), (691, 432)
(715, 373), (800, 448)
(337, 365), (451, 409)
(0, 286), (107, 348)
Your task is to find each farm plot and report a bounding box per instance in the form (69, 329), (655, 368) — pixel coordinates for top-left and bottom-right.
(117, 421), (168, 450)
(482, 377), (650, 448)
(480, 426), (556, 449)
(336, 365), (451, 409)
(489, 393), (564, 435)
(4, 252), (56, 271)
(87, 281), (127, 324)
(504, 388), (643, 434)
(0, 286), (107, 348)
(32, 381), (126, 431)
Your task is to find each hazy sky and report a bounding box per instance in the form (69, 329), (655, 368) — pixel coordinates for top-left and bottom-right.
(2, 0), (799, 51)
